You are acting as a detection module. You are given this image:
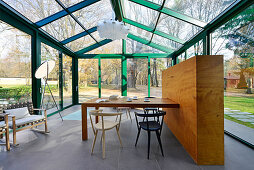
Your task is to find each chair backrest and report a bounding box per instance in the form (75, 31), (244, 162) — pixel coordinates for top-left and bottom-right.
(1, 102), (34, 115)
(135, 110), (166, 130)
(89, 110), (122, 132)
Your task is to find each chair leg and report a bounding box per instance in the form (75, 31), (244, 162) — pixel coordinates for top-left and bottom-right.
(147, 130), (151, 159)
(13, 128), (16, 145)
(156, 130), (164, 157)
(91, 130), (98, 154)
(102, 130), (106, 159)
(135, 127), (141, 147)
(5, 128), (10, 151)
(116, 126), (123, 147)
(127, 108), (132, 122)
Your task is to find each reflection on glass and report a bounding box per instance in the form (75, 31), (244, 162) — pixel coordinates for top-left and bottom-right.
(127, 24), (152, 41)
(79, 59), (98, 102)
(157, 13), (202, 41)
(101, 59), (121, 97)
(0, 21), (31, 105)
(86, 40), (122, 54)
(186, 40), (203, 59)
(164, 0), (235, 22)
(41, 15), (83, 41)
(212, 5), (254, 144)
(73, 0), (112, 29)
(123, 0), (159, 28)
(150, 58), (170, 97)
(126, 38), (164, 53)
(65, 35), (96, 52)
(63, 54), (72, 107)
(2, 0), (62, 22)
(152, 34), (182, 50)
(61, 0), (83, 7)
(127, 59), (148, 97)
(41, 43), (60, 113)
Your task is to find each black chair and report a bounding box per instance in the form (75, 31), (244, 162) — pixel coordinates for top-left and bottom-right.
(134, 110), (166, 159)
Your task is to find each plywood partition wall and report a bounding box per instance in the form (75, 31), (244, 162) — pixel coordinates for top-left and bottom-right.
(162, 55), (224, 165)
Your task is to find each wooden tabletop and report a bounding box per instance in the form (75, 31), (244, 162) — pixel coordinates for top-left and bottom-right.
(81, 98), (179, 108)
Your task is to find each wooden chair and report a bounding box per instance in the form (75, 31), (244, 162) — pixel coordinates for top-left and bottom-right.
(0, 114), (10, 151)
(1, 102), (48, 145)
(134, 110), (166, 159)
(117, 107), (132, 122)
(89, 110), (123, 159)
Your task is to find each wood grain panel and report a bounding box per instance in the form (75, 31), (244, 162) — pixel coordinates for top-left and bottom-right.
(162, 55), (224, 165)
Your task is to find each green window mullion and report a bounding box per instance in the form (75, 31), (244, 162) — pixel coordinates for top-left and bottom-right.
(59, 51), (63, 110)
(98, 57), (101, 98)
(148, 56), (151, 97)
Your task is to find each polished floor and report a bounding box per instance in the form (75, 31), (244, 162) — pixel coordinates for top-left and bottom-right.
(0, 105), (254, 170)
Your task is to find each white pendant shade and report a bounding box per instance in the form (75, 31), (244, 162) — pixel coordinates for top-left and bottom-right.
(97, 19), (129, 40)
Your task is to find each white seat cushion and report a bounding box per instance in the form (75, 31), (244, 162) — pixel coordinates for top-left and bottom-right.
(9, 115), (45, 128)
(0, 121), (6, 128)
(5, 107), (30, 119)
(94, 120), (119, 130)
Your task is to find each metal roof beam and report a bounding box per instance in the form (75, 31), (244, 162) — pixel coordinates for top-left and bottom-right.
(36, 0), (100, 27)
(129, 0), (207, 28)
(127, 33), (174, 53)
(123, 18), (185, 44)
(61, 27), (97, 44)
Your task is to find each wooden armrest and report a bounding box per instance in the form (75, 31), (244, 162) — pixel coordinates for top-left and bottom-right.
(33, 108), (46, 111)
(0, 113), (9, 117)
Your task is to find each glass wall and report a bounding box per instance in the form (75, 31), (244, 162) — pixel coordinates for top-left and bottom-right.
(79, 59), (98, 102)
(127, 58), (148, 97)
(101, 59), (121, 97)
(0, 21), (31, 105)
(212, 5), (254, 144)
(150, 58), (170, 97)
(63, 54), (72, 107)
(41, 43), (60, 113)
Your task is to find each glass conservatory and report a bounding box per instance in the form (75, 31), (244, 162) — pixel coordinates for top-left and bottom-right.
(0, 0), (253, 168)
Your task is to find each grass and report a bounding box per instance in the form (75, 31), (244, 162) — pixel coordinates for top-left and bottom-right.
(224, 96), (254, 129)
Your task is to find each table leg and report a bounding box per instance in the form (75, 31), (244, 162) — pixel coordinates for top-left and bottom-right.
(82, 104), (88, 140)
(95, 106), (99, 123)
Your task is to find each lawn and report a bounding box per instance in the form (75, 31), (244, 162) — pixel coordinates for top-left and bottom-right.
(224, 96), (254, 129)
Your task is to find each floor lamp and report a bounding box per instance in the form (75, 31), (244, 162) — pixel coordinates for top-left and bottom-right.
(35, 60), (63, 121)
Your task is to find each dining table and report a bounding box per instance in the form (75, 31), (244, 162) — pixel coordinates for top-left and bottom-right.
(81, 97), (179, 140)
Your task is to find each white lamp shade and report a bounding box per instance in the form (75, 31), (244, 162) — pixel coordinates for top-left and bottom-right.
(35, 60), (55, 79)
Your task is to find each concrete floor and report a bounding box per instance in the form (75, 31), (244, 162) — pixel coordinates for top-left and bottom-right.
(0, 105), (254, 170)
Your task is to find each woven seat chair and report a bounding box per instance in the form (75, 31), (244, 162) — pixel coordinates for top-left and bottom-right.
(0, 113), (10, 151)
(89, 110), (123, 159)
(1, 102), (48, 145)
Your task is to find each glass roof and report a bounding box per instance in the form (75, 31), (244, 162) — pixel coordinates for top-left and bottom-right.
(3, 0), (62, 22)
(126, 38), (164, 53)
(1, 0), (240, 55)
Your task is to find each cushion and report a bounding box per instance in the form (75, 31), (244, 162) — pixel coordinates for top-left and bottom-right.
(5, 107), (30, 119)
(8, 115), (45, 128)
(0, 121), (6, 128)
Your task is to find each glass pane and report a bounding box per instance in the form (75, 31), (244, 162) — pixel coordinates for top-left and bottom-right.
(127, 59), (148, 97)
(61, 0), (84, 7)
(91, 31), (103, 42)
(212, 5), (254, 145)
(41, 43), (60, 113)
(63, 54), (72, 107)
(65, 35), (96, 52)
(101, 59), (121, 97)
(152, 34), (183, 50)
(86, 40), (122, 54)
(157, 13), (202, 41)
(150, 58), (170, 97)
(126, 38), (164, 53)
(186, 40), (203, 59)
(73, 0), (112, 29)
(2, 0), (63, 22)
(79, 59), (98, 102)
(122, 0), (159, 28)
(147, 0), (164, 5)
(41, 15), (84, 41)
(127, 24), (152, 41)
(164, 0), (236, 23)
(0, 21), (31, 105)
